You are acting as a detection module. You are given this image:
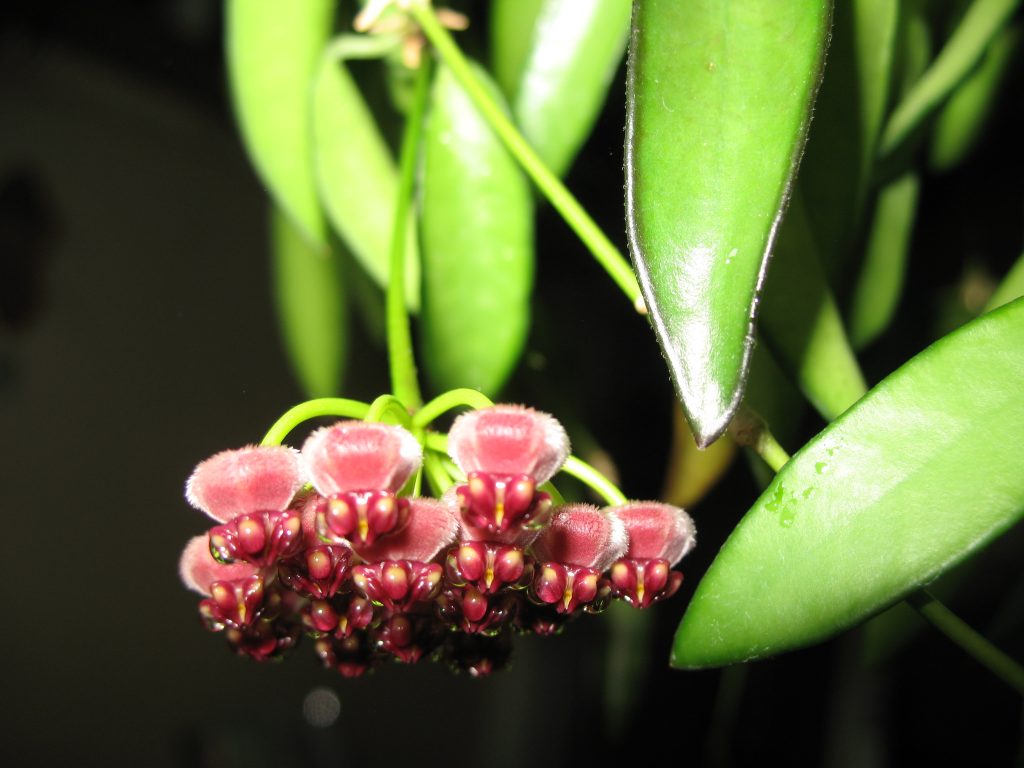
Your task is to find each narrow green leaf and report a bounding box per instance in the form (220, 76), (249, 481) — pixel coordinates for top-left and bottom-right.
(760, 194), (868, 421)
(799, 0), (899, 277)
(672, 298), (1024, 668)
(270, 207), (346, 397)
(625, 0), (832, 447)
(985, 252), (1024, 312)
(500, 0), (632, 178)
(227, 0), (334, 249)
(312, 45), (420, 310)
(930, 23), (1021, 172)
(879, 0), (1020, 159)
(848, 172), (921, 349)
(421, 63), (533, 396)
(490, 0), (546, 98)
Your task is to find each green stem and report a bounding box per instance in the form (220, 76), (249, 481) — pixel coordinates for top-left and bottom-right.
(539, 481), (566, 507)
(386, 54), (432, 409)
(562, 456), (628, 506)
(729, 406), (791, 473)
(908, 590), (1024, 695)
(260, 398), (371, 446)
(365, 393), (412, 427)
(409, 1), (645, 312)
(423, 449), (456, 496)
(749, 412), (1024, 696)
(412, 388), (494, 428)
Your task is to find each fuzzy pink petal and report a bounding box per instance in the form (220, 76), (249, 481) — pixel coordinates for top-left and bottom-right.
(185, 446), (303, 522)
(301, 421), (422, 495)
(355, 498), (459, 563)
(613, 502), (696, 565)
(178, 535), (258, 595)
(531, 504), (628, 572)
(447, 405), (569, 484)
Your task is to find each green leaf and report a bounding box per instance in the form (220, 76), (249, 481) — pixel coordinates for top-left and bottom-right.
(420, 63), (533, 396)
(497, 0), (632, 178)
(227, 0), (335, 249)
(929, 23), (1021, 172)
(312, 42), (420, 310)
(848, 172), (921, 349)
(759, 194), (868, 421)
(672, 298), (1024, 668)
(270, 206), (346, 397)
(625, 0), (832, 447)
(985, 252), (1024, 312)
(878, 0), (1020, 159)
(799, 0), (899, 277)
(490, 0), (546, 98)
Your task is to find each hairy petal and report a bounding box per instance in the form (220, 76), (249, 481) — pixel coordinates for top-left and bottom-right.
(302, 421), (422, 495)
(186, 446), (303, 522)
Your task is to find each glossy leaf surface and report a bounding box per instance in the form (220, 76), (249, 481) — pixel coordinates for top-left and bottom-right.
(420, 63), (533, 396)
(227, 0), (334, 248)
(673, 299), (1024, 668)
(491, 0), (545, 98)
(625, 0), (831, 446)
(313, 45), (420, 310)
(270, 207), (346, 397)
(985, 252), (1024, 312)
(499, 0), (632, 178)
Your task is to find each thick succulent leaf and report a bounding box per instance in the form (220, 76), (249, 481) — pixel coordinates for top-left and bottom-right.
(420, 63), (533, 396)
(313, 47), (419, 310)
(227, 0), (334, 249)
(879, 0), (1020, 159)
(499, 0), (632, 178)
(270, 207), (346, 397)
(625, 0), (832, 447)
(759, 194), (868, 421)
(672, 298), (1024, 668)
(848, 172), (921, 349)
(985, 252), (1024, 312)
(930, 23), (1021, 172)
(799, 0), (899, 278)
(490, 0), (546, 98)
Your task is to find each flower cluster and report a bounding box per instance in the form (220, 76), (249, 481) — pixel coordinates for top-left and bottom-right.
(179, 405), (696, 677)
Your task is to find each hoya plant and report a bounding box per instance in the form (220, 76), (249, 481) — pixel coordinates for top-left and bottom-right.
(181, 0), (1023, 740)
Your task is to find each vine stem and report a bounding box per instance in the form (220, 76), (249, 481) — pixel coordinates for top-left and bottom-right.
(386, 53), (432, 410)
(908, 591), (1024, 695)
(408, 1), (646, 313)
(412, 388), (494, 428)
(260, 398), (371, 445)
(739, 410), (1024, 696)
(562, 456), (628, 506)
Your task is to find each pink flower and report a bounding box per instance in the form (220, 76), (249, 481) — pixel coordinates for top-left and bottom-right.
(608, 502), (696, 608)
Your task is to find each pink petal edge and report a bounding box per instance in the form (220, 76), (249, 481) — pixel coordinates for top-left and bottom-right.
(531, 504), (628, 572)
(355, 498), (459, 563)
(179, 535), (258, 595)
(185, 445), (303, 522)
(612, 502), (696, 565)
(301, 421), (422, 496)
(447, 405), (569, 484)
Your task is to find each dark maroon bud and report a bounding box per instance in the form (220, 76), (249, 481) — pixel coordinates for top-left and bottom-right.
(224, 616), (300, 661)
(315, 632), (377, 678)
(208, 509), (303, 567)
(315, 491), (411, 548)
(456, 472), (551, 535)
(199, 574), (266, 630)
(531, 563), (605, 614)
(609, 558), (684, 609)
(279, 545), (353, 600)
(437, 587), (521, 635)
(372, 614), (444, 664)
(442, 630), (514, 678)
(445, 542), (531, 594)
(351, 561), (444, 614)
